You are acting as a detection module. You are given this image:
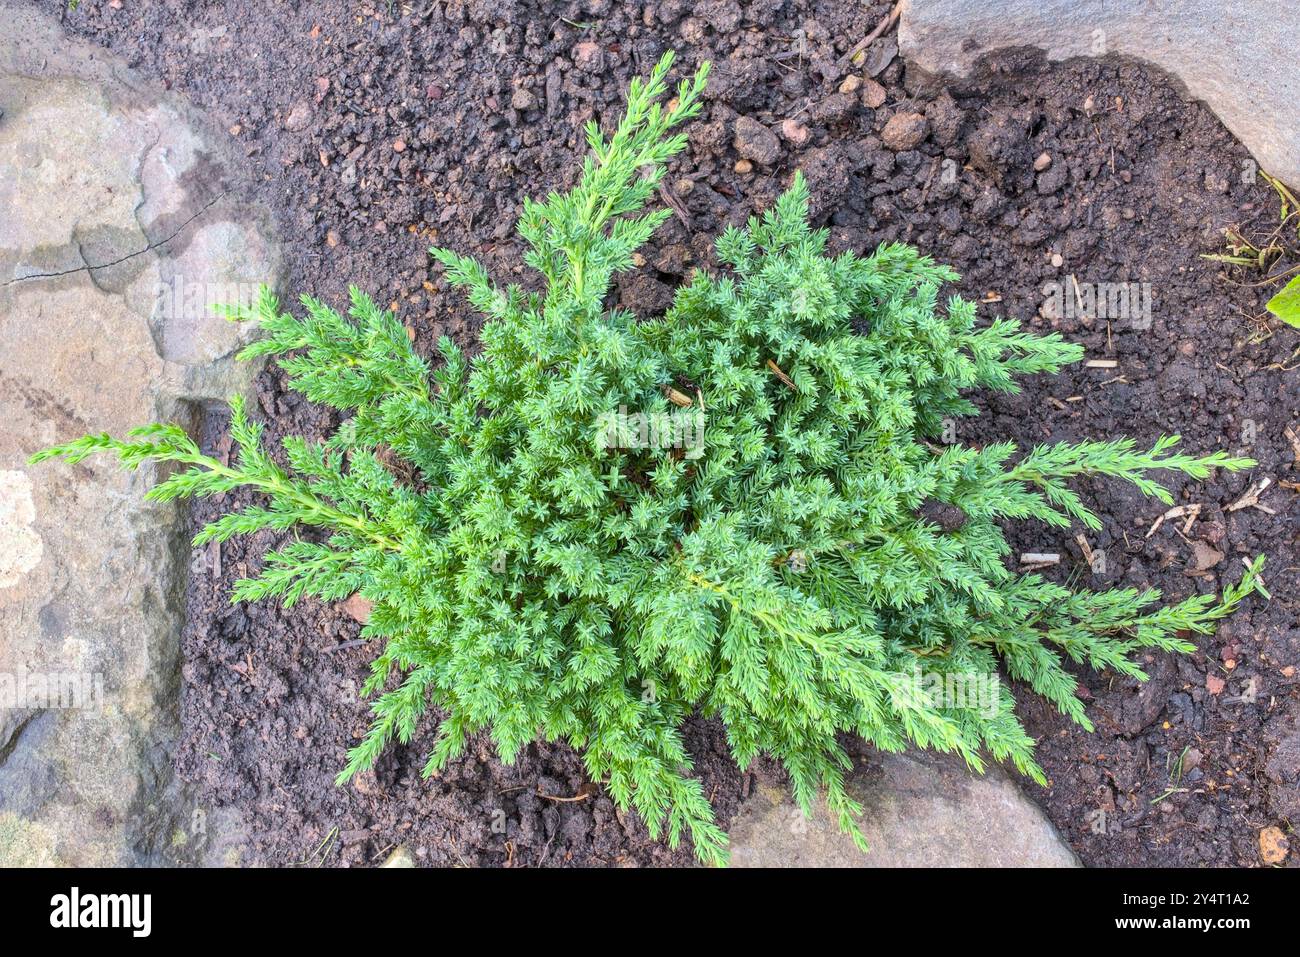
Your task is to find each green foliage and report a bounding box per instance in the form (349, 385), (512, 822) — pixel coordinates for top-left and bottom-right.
(1266, 273), (1300, 328)
(32, 53), (1267, 865)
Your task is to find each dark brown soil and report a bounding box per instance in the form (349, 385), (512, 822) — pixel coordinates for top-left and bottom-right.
(44, 0), (1299, 867)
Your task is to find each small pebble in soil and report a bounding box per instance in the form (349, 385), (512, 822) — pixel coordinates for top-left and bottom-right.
(1034, 151), (1052, 171)
(881, 112), (928, 151)
(573, 41), (604, 73)
(860, 78), (887, 109)
(863, 37), (897, 77)
(1037, 164), (1069, 195)
(284, 100), (311, 132)
(810, 92), (857, 125)
(733, 116), (780, 165)
(342, 594), (374, 623)
(780, 118), (810, 147)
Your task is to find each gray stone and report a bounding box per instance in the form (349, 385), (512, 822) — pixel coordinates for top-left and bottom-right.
(0, 2), (280, 866)
(733, 116), (781, 166)
(898, 0), (1300, 188)
(863, 37), (898, 78)
(729, 750), (1080, 867)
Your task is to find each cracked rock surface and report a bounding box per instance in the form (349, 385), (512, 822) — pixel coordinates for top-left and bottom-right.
(0, 2), (280, 865)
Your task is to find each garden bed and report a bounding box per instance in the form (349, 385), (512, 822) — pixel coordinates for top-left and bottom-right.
(48, 0), (1298, 866)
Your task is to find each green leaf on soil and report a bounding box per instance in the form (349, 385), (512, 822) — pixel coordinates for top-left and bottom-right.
(1266, 273), (1300, 327)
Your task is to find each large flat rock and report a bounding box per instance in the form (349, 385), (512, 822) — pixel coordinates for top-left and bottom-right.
(729, 750), (1080, 867)
(0, 3), (279, 866)
(899, 0), (1300, 189)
